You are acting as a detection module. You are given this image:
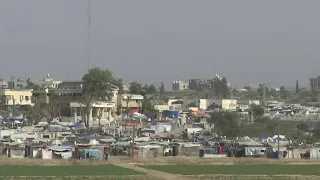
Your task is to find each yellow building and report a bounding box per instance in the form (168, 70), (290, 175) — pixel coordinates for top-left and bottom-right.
(0, 89), (33, 106)
(154, 105), (170, 111)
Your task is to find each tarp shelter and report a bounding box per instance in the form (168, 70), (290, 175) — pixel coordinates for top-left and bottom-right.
(272, 135), (285, 141)
(72, 123), (85, 128)
(259, 136), (268, 141)
(7, 117), (24, 123)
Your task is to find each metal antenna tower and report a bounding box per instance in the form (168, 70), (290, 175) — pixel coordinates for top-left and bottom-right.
(88, 0), (92, 70)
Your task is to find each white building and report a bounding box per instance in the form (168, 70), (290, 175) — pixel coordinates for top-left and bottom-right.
(70, 84), (119, 126)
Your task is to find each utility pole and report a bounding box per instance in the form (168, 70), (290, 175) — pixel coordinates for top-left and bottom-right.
(262, 84), (266, 112)
(277, 117), (280, 159)
(88, 0), (92, 70)
(230, 90), (234, 110)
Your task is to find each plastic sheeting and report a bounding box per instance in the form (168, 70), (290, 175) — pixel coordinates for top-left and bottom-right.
(42, 150), (52, 159)
(80, 149), (102, 159)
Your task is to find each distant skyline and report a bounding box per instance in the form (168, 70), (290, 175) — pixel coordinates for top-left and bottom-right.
(0, 0), (319, 88)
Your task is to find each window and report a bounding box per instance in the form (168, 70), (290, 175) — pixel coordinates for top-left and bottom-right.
(43, 135), (50, 138)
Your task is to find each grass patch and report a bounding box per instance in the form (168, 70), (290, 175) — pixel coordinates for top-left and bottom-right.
(0, 176), (152, 180)
(140, 164), (320, 175)
(0, 165), (143, 177)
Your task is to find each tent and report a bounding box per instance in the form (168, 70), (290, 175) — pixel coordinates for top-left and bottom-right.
(259, 136), (268, 141)
(7, 117), (24, 123)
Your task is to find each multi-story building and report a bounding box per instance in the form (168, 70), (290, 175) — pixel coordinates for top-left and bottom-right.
(42, 74), (62, 89)
(0, 80), (8, 89)
(172, 80), (190, 91)
(33, 81), (119, 125)
(0, 89), (33, 106)
(120, 94), (144, 112)
(8, 77), (27, 89)
(310, 76), (320, 90)
(173, 78), (214, 91)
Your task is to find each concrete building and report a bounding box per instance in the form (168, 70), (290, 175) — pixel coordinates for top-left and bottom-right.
(120, 94), (144, 112)
(189, 79), (214, 91)
(70, 101), (117, 126)
(172, 78), (214, 91)
(172, 80), (190, 91)
(0, 80), (8, 89)
(42, 74), (62, 89)
(0, 89), (33, 106)
(33, 81), (119, 125)
(237, 100), (260, 110)
(8, 77), (27, 89)
(221, 99), (237, 110)
(310, 76), (320, 90)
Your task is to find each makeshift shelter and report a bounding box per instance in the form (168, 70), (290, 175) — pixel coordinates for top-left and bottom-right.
(138, 144), (164, 158)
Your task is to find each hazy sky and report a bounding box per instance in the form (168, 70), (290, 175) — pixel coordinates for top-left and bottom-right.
(0, 0), (320, 88)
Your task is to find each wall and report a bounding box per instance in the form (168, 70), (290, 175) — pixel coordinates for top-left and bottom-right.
(221, 99), (237, 110)
(167, 99), (183, 106)
(0, 89), (33, 106)
(154, 105), (170, 111)
(121, 94), (143, 108)
(121, 101), (142, 108)
(172, 80), (189, 91)
(150, 124), (172, 133)
(199, 99), (218, 110)
(0, 129), (15, 139)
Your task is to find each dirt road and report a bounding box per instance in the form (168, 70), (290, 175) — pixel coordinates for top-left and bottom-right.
(115, 163), (189, 180)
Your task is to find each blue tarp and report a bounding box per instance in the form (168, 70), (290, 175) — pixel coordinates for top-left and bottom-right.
(259, 136), (268, 141)
(72, 123), (84, 128)
(7, 117), (23, 123)
(80, 149), (102, 159)
(273, 137), (284, 141)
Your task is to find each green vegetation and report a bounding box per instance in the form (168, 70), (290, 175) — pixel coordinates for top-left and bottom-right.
(81, 67), (118, 130)
(141, 164), (320, 175)
(0, 165), (143, 177)
(0, 177), (150, 180)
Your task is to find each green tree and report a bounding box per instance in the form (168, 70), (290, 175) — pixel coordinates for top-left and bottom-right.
(232, 87), (237, 93)
(250, 104), (265, 119)
(159, 82), (165, 99)
(143, 84), (157, 95)
(209, 111), (239, 137)
(310, 89), (318, 102)
(128, 82), (157, 114)
(186, 101), (197, 107)
(296, 79), (299, 94)
(297, 123), (309, 132)
(26, 78), (41, 90)
(81, 68), (116, 131)
(257, 84), (269, 98)
(24, 105), (45, 125)
(113, 78), (124, 95)
(129, 82), (143, 94)
(213, 76), (230, 98)
(48, 91), (59, 119)
(113, 78), (124, 114)
(280, 86), (288, 99)
(244, 86), (252, 91)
